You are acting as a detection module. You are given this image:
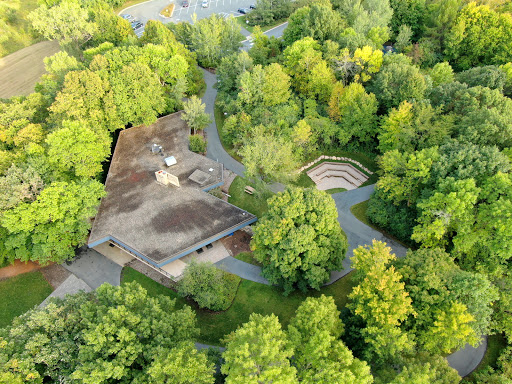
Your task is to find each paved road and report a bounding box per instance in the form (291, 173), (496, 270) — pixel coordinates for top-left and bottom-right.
(62, 247), (122, 289)
(328, 185), (408, 283)
(447, 337), (488, 377)
(121, 0), (255, 24)
(202, 69), (246, 175)
(242, 22), (288, 50)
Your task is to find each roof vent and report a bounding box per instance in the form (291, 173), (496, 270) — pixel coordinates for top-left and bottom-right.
(151, 144), (162, 154)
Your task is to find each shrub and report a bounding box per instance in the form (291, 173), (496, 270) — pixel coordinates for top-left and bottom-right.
(189, 134), (207, 153)
(178, 261), (240, 311)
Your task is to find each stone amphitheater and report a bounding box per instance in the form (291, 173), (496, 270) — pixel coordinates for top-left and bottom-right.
(307, 161), (369, 191)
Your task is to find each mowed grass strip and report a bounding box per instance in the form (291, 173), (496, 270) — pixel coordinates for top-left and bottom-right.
(0, 271), (53, 328)
(121, 266), (356, 345)
(228, 176), (269, 218)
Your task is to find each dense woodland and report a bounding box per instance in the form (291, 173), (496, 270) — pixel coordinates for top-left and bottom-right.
(1, 0), (512, 382)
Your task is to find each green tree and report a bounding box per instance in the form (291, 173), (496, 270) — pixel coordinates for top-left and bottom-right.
(178, 261), (240, 311)
(239, 131), (299, 183)
(334, 0), (393, 47)
(1, 180), (105, 264)
(445, 2), (512, 69)
(216, 51), (253, 97)
(377, 147), (439, 206)
(370, 62), (427, 111)
(187, 14), (244, 68)
(146, 343), (215, 384)
(28, 1), (97, 53)
(251, 188), (347, 294)
(109, 62), (166, 127)
(420, 302), (478, 354)
(430, 61), (454, 87)
(49, 69), (120, 133)
(46, 120), (111, 179)
(348, 241), (415, 362)
(412, 177), (480, 248)
(283, 3), (345, 45)
(334, 45), (384, 84)
(328, 82), (378, 144)
(288, 295), (373, 384)
(0, 165), (44, 212)
(237, 64), (291, 112)
(381, 353), (460, 383)
(181, 96), (212, 135)
(377, 100), (451, 153)
(189, 134), (207, 153)
(222, 314), (298, 384)
(396, 248), (496, 353)
(247, 0), (293, 26)
(389, 0), (426, 37)
(0, 282), (200, 383)
(455, 65), (507, 91)
(395, 24), (413, 52)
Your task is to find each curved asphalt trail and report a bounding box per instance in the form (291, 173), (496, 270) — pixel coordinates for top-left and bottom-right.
(200, 27), (485, 375)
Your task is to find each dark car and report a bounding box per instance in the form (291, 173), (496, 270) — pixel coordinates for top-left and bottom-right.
(132, 22), (144, 30)
(182, 0), (189, 6)
(237, 7), (249, 14)
(249, 4), (256, 9)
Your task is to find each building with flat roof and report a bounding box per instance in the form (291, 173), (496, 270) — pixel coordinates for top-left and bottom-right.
(88, 113), (256, 275)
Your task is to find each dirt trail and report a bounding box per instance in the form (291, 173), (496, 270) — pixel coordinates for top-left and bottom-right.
(0, 260), (51, 280)
(0, 40), (60, 99)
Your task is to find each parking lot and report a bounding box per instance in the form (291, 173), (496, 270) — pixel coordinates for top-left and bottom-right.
(120, 0), (255, 30)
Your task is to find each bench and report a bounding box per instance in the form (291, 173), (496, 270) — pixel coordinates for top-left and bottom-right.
(244, 186), (255, 195)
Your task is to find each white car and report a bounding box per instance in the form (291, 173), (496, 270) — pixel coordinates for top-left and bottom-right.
(202, 0), (208, 7)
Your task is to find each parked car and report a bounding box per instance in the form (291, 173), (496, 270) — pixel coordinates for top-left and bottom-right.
(237, 7), (249, 14)
(132, 22), (144, 30)
(249, 4), (256, 9)
(120, 14), (135, 21)
(202, 0), (208, 7)
(182, 0), (189, 7)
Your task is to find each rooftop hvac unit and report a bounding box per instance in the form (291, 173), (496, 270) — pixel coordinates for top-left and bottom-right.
(164, 156), (177, 166)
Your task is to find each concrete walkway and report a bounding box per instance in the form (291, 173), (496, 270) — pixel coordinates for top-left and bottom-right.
(215, 256), (269, 284)
(62, 247), (122, 289)
(39, 274), (92, 308)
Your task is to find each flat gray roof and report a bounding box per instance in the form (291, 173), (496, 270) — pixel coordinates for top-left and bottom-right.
(88, 113), (256, 266)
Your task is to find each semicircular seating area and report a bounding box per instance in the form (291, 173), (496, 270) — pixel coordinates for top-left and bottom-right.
(307, 162), (369, 191)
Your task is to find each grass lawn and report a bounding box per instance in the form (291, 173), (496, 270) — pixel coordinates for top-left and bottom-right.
(0, 271), (53, 328)
(235, 16), (288, 34)
(464, 334), (508, 382)
(234, 251), (262, 267)
(326, 188), (347, 194)
(351, 200), (371, 226)
(0, 0), (42, 58)
(228, 176), (270, 218)
(288, 172), (316, 189)
(121, 267), (357, 345)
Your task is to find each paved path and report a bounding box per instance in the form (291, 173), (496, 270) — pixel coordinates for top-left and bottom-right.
(203, 69), (246, 176)
(447, 337), (487, 377)
(215, 256), (269, 284)
(211, 185), (408, 286)
(62, 247), (122, 289)
(328, 185), (408, 283)
(39, 274), (92, 308)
